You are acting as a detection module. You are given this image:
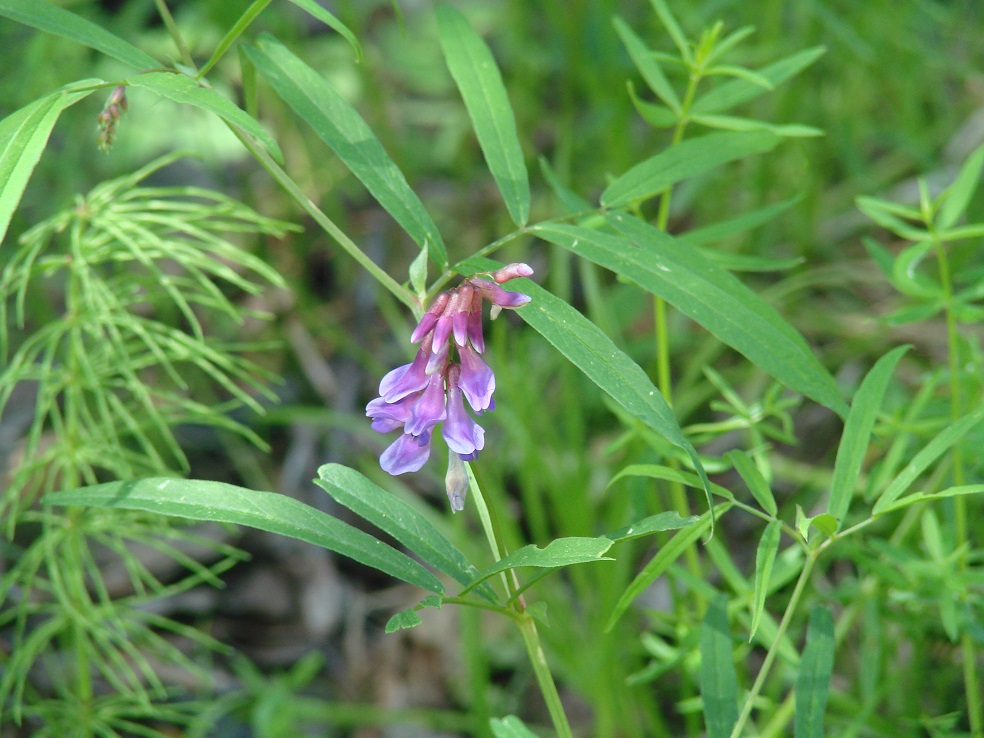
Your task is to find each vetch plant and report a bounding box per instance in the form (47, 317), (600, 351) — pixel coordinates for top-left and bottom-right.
(0, 0), (980, 737)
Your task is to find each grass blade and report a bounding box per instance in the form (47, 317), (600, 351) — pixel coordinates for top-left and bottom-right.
(245, 33), (447, 267)
(437, 6), (529, 227)
(44, 477), (445, 594)
(701, 594), (739, 738)
(795, 607), (835, 738)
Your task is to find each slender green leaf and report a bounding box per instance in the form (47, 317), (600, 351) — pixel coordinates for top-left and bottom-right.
(245, 34), (447, 266)
(469, 537), (613, 587)
(648, 0), (692, 65)
(44, 477), (445, 594)
(749, 520), (781, 641)
(126, 71), (282, 161)
(677, 195), (801, 246)
(539, 156), (593, 214)
(795, 607), (835, 738)
(627, 80), (678, 128)
(315, 463), (489, 596)
(874, 484), (984, 515)
(698, 250), (803, 273)
(197, 0), (274, 78)
(606, 504), (732, 631)
(828, 346), (909, 528)
(385, 595), (442, 633)
(0, 84), (97, 246)
(691, 113), (823, 138)
(490, 716), (540, 738)
(939, 141), (984, 229)
(601, 131), (779, 208)
(700, 595), (739, 738)
(437, 6), (529, 226)
(873, 403), (984, 515)
(727, 449), (777, 516)
(534, 218), (848, 416)
(614, 15), (680, 112)
(0, 0), (159, 69)
(607, 511), (697, 543)
(510, 278), (716, 520)
(610, 464), (735, 502)
(692, 47), (826, 115)
(286, 0), (362, 62)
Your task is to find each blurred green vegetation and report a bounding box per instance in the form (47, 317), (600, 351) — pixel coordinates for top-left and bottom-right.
(1, 0), (983, 736)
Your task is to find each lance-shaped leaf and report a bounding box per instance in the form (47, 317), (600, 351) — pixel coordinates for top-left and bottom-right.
(601, 130), (779, 209)
(509, 278), (716, 523)
(0, 82), (97, 246)
(490, 716), (540, 738)
(126, 71), (282, 162)
(0, 0), (159, 69)
(606, 504), (733, 631)
(700, 595), (739, 738)
(692, 47), (825, 115)
(828, 346), (908, 528)
(44, 477), (444, 594)
(244, 33), (447, 267)
(749, 520), (781, 640)
(873, 403), (984, 515)
(315, 463), (493, 600)
(533, 218), (848, 417)
(795, 607), (835, 738)
(468, 537), (613, 588)
(437, 5), (529, 227)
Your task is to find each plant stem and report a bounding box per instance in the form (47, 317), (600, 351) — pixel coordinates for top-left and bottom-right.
(517, 615), (575, 738)
(152, 0), (197, 72)
(932, 236), (982, 735)
(466, 464), (574, 738)
(730, 551), (817, 738)
(233, 130), (418, 312)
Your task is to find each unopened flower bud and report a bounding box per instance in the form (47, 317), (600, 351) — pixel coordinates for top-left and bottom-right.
(492, 262), (533, 283)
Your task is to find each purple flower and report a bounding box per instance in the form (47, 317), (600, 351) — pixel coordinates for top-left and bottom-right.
(380, 432), (431, 474)
(378, 345), (430, 401)
(443, 372), (485, 456)
(366, 262), (533, 511)
(458, 343), (495, 412)
(405, 373), (447, 436)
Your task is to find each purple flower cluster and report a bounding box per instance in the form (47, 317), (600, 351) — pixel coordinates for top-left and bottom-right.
(367, 263), (532, 511)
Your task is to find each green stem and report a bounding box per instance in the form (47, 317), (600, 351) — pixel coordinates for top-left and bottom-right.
(465, 465), (574, 738)
(234, 130), (418, 312)
(517, 615), (575, 738)
(152, 0), (197, 72)
(932, 236), (980, 736)
(730, 551), (817, 738)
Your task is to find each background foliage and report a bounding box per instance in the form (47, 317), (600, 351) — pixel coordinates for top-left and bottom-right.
(1, 0), (983, 737)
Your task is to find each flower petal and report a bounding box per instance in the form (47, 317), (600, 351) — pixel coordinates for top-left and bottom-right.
(458, 344), (495, 411)
(442, 386), (485, 455)
(380, 432), (431, 475)
(405, 374), (447, 436)
(469, 278), (531, 308)
(379, 348), (430, 401)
